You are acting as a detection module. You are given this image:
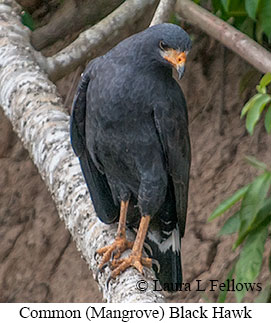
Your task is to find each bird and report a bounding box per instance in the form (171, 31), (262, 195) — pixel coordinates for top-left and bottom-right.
(70, 23), (191, 291)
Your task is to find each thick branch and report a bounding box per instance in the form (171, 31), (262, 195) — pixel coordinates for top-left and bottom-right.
(37, 0), (158, 81)
(150, 0), (176, 26)
(31, 0), (124, 50)
(0, 0), (164, 303)
(176, 0), (271, 73)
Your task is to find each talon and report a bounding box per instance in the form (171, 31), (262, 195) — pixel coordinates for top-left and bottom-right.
(111, 250), (116, 260)
(106, 275), (113, 289)
(95, 203), (152, 281)
(95, 263), (109, 281)
(111, 248), (121, 261)
(96, 236), (133, 271)
(151, 258), (161, 273)
(110, 253), (152, 279)
(95, 200), (134, 272)
(143, 242), (153, 257)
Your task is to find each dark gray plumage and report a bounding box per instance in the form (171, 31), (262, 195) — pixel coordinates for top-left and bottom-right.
(70, 23), (191, 291)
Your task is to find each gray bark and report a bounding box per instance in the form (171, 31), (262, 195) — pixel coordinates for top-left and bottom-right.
(36, 0), (271, 84)
(0, 0), (164, 303)
(36, 0), (159, 81)
(150, 0), (176, 26)
(31, 0), (124, 50)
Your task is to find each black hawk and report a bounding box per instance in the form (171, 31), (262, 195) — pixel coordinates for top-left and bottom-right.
(70, 23), (191, 290)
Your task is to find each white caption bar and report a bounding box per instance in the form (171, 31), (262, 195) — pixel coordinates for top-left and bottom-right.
(0, 303), (269, 322)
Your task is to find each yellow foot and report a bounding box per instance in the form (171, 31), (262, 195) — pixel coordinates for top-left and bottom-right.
(96, 236), (134, 270)
(110, 253), (152, 279)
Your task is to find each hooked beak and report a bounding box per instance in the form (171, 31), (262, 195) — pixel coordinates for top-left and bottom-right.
(162, 50), (187, 80)
(177, 63), (185, 80)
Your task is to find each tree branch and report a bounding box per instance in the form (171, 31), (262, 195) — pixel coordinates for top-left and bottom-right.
(37, 0), (158, 82)
(0, 0), (164, 303)
(31, 0), (124, 50)
(150, 0), (176, 26)
(176, 0), (271, 74)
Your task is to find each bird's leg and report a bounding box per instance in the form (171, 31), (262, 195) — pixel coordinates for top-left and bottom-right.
(96, 200), (133, 270)
(110, 215), (152, 279)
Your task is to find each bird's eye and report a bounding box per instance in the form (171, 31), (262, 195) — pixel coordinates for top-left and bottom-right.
(159, 41), (169, 51)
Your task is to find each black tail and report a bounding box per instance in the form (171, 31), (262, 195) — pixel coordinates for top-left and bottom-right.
(145, 227), (183, 292)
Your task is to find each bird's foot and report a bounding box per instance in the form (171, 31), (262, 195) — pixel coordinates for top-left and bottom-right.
(109, 252), (152, 279)
(95, 236), (134, 272)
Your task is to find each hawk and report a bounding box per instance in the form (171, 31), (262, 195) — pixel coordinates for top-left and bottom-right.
(70, 23), (191, 290)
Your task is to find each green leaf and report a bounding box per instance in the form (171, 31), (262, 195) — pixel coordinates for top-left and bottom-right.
(241, 93), (262, 118)
(233, 172), (271, 249)
(217, 265), (236, 303)
(249, 198), (271, 233)
(21, 11), (35, 31)
(208, 185), (249, 222)
(221, 0), (229, 12)
(228, 11), (247, 18)
(259, 0), (271, 39)
(265, 105), (271, 133)
(260, 73), (271, 88)
(228, 0), (246, 16)
(256, 84), (266, 94)
(245, 94), (271, 135)
(219, 211), (241, 236)
(234, 198), (271, 249)
(244, 155), (268, 171)
(235, 224), (268, 302)
(245, 0), (259, 20)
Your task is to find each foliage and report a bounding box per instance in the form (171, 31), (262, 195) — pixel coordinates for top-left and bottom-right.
(195, 0), (271, 43)
(209, 165), (271, 302)
(241, 73), (271, 135)
(208, 73), (271, 302)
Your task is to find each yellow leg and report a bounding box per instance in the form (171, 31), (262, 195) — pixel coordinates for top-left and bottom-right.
(96, 200), (133, 269)
(110, 215), (152, 279)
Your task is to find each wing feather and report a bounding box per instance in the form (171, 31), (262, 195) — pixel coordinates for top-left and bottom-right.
(70, 63), (119, 224)
(153, 83), (191, 237)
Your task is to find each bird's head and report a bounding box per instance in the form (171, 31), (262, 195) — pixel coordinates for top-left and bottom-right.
(159, 41), (189, 80)
(142, 23), (192, 79)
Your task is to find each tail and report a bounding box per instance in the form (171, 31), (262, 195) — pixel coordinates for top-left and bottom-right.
(145, 225), (183, 292)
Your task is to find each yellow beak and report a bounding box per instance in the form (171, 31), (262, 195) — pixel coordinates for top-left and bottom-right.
(162, 49), (186, 79)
